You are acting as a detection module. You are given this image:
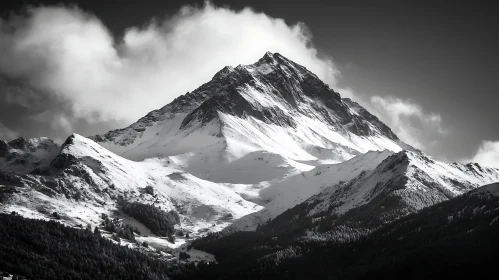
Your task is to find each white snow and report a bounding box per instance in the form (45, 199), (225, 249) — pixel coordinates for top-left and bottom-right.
(229, 150), (394, 230)
(92, 56), (407, 185)
(305, 151), (499, 219)
(1, 134), (263, 240)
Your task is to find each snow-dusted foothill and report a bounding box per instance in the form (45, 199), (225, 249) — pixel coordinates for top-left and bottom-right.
(229, 150), (395, 230)
(1, 134), (262, 246)
(268, 150), (499, 238)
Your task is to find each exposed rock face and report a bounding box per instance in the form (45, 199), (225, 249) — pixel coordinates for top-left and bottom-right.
(0, 141), (9, 157)
(8, 138), (29, 150)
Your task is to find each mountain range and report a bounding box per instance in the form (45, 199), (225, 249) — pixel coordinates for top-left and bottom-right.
(0, 52), (498, 279)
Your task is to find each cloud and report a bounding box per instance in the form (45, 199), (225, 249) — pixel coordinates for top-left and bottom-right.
(369, 96), (447, 150)
(0, 3), (339, 124)
(465, 141), (499, 168)
(335, 87), (356, 99)
(31, 110), (73, 134)
(0, 77), (42, 109)
(0, 122), (18, 140)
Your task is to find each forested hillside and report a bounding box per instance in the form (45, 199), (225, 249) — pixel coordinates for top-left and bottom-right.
(0, 213), (200, 280)
(189, 183), (499, 279)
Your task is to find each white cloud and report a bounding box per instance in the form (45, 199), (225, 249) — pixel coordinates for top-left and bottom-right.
(0, 3), (339, 124)
(0, 122), (18, 140)
(369, 95), (447, 150)
(466, 141), (499, 168)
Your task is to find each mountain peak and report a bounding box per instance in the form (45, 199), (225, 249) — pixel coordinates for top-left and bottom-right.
(90, 52), (408, 165)
(213, 52), (292, 80)
(213, 65), (235, 80)
(61, 134), (77, 149)
(8, 137), (28, 150)
(61, 133), (99, 152)
(254, 51), (298, 69)
(258, 51), (277, 64)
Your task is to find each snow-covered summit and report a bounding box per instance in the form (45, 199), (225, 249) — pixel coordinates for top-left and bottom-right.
(90, 52), (408, 182)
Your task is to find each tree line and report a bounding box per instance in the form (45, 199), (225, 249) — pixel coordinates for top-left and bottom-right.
(0, 213), (199, 280)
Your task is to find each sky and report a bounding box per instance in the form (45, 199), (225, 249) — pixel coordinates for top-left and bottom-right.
(0, 0), (498, 167)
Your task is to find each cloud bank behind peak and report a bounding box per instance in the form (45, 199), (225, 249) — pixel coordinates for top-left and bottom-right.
(0, 3), (339, 124)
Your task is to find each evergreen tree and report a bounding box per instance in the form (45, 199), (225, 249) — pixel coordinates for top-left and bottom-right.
(94, 227), (101, 237)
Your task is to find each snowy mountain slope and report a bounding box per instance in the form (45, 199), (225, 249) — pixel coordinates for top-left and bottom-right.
(90, 52), (408, 183)
(199, 150), (315, 184)
(0, 52), (414, 255)
(229, 150), (395, 230)
(0, 137), (59, 173)
(260, 150), (499, 239)
(308, 150), (499, 217)
(0, 134), (262, 241)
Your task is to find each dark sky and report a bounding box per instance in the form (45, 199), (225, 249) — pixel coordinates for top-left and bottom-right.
(0, 0), (498, 162)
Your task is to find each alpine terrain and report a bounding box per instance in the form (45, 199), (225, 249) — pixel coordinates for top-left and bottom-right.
(1, 52), (498, 279)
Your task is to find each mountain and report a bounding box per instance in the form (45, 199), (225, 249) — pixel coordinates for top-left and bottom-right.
(0, 52), (402, 257)
(229, 149), (395, 230)
(0, 137), (59, 172)
(188, 152), (499, 262)
(253, 150), (499, 239)
(227, 148), (499, 231)
(90, 52), (408, 182)
(0, 134), (261, 240)
(1, 52), (498, 277)
(189, 183), (499, 279)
